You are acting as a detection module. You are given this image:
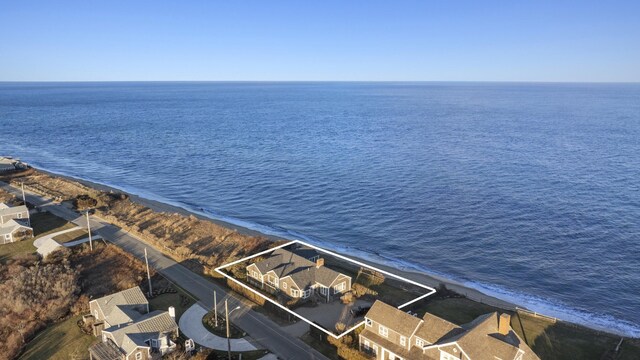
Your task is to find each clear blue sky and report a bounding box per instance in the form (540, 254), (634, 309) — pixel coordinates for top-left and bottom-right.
(1, 1), (639, 82)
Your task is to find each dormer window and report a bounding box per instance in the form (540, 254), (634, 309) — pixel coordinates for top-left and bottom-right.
(365, 318), (372, 327)
(416, 338), (425, 347)
(400, 336), (406, 346)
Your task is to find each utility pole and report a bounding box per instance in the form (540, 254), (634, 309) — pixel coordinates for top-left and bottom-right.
(214, 290), (218, 327)
(145, 248), (153, 297)
(86, 211), (93, 251)
(21, 182), (30, 228)
(226, 300), (231, 360)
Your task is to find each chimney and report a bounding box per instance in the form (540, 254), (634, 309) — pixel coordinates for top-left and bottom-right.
(168, 306), (176, 319)
(498, 313), (511, 335)
(316, 258), (324, 268)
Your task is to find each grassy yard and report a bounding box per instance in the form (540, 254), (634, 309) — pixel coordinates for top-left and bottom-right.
(0, 239), (36, 263)
(53, 228), (88, 243)
(31, 211), (76, 238)
(408, 297), (640, 360)
(148, 288), (195, 321)
(19, 315), (96, 360)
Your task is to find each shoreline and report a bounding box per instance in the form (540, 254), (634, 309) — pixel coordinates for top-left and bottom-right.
(28, 167), (639, 338)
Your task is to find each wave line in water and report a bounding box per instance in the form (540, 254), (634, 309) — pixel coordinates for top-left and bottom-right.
(21, 161), (640, 338)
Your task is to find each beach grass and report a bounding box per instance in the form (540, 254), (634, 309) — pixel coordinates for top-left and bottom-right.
(31, 211), (76, 238)
(19, 315), (96, 360)
(52, 228), (88, 243)
(0, 239), (36, 263)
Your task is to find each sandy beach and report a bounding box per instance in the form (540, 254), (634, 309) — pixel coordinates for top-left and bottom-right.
(41, 168), (517, 311)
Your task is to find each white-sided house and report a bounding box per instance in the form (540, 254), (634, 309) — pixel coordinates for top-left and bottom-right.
(359, 300), (541, 360)
(88, 287), (179, 360)
(246, 247), (352, 302)
(0, 203), (32, 244)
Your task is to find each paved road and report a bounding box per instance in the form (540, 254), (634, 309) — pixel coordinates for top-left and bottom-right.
(0, 182), (329, 360)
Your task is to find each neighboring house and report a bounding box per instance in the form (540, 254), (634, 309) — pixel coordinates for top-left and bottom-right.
(246, 246), (352, 301)
(0, 203), (32, 244)
(89, 286), (150, 331)
(359, 300), (541, 360)
(0, 156), (29, 172)
(88, 286), (179, 360)
(0, 157), (17, 172)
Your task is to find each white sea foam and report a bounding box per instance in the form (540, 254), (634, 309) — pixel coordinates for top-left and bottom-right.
(15, 157), (640, 338)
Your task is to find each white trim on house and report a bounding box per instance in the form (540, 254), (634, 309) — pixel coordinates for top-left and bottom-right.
(216, 239), (436, 339)
(379, 324), (389, 338)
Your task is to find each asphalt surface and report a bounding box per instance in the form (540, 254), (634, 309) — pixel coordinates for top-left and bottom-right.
(1, 181), (329, 360)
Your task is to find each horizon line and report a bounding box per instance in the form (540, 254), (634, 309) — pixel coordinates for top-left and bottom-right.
(1, 80), (639, 84)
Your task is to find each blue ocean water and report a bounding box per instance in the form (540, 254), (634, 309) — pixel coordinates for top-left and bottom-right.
(1, 82), (639, 336)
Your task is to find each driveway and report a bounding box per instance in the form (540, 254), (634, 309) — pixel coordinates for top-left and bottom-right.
(179, 303), (257, 352)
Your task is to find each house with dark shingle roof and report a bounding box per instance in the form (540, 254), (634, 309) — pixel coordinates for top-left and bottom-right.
(88, 286), (179, 360)
(246, 246), (352, 302)
(359, 300), (541, 360)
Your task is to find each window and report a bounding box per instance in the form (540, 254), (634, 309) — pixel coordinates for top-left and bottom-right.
(363, 340), (370, 350)
(416, 338), (425, 347)
(252, 271), (258, 278)
(303, 289), (312, 298)
(400, 336), (406, 346)
(291, 289), (299, 297)
(135, 352), (143, 360)
(282, 282), (287, 290)
(4, 234), (10, 240)
(334, 282), (345, 293)
(378, 325), (388, 337)
(373, 345), (378, 355)
(365, 318), (372, 327)
(151, 339), (158, 348)
(17, 213), (22, 219)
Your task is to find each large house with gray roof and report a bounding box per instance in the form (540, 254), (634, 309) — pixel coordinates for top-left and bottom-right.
(0, 203), (31, 245)
(88, 286), (179, 360)
(360, 300), (540, 360)
(246, 246), (352, 302)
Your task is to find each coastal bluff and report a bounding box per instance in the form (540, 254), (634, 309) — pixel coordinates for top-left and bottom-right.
(1, 169), (272, 270)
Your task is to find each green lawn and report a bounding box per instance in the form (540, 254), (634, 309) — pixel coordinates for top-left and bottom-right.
(148, 286), (195, 321)
(31, 211), (76, 238)
(408, 297), (640, 360)
(53, 228), (88, 243)
(19, 315), (96, 360)
(411, 297), (502, 325)
(0, 239), (36, 263)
